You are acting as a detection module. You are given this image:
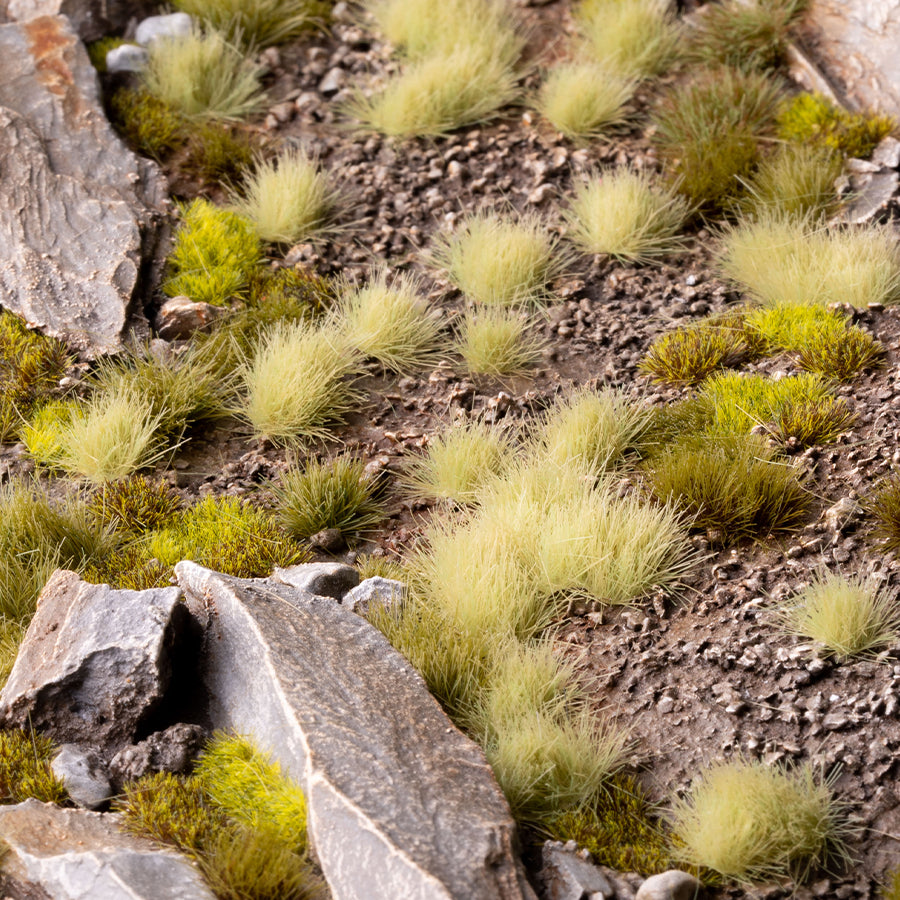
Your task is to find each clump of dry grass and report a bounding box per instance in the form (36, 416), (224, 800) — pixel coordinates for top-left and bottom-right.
(566, 169), (690, 263)
(239, 321), (359, 446)
(778, 570), (900, 659)
(433, 210), (563, 307)
(671, 759), (853, 884)
(536, 64), (635, 140)
(718, 210), (900, 308)
(455, 308), (544, 377)
(230, 149), (336, 245)
(576, 0), (682, 79)
(336, 268), (441, 373)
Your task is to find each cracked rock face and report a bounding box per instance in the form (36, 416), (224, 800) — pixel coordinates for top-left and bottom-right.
(1, 0), (159, 42)
(0, 15), (168, 356)
(176, 561), (536, 900)
(0, 570), (186, 755)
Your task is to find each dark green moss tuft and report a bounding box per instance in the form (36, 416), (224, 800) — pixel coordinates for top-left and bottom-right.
(88, 476), (182, 537)
(110, 88), (186, 162)
(183, 122), (258, 187)
(865, 475), (900, 558)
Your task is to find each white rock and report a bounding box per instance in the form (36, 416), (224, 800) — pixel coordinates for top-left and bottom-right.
(636, 870), (702, 900)
(135, 12), (193, 46)
(106, 43), (148, 73)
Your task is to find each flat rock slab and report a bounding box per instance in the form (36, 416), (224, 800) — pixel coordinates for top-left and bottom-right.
(0, 15), (167, 356)
(0, 799), (215, 899)
(175, 561), (536, 900)
(801, 0), (900, 117)
(0, 570), (185, 754)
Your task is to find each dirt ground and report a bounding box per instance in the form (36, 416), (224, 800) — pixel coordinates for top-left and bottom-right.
(81, 1), (900, 895)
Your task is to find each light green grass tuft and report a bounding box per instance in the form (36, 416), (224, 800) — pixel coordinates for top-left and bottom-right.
(348, 44), (519, 137)
(778, 570), (900, 659)
(165, 199), (262, 305)
(434, 211), (563, 307)
(239, 321), (360, 446)
(274, 456), (385, 542)
(404, 420), (512, 505)
(46, 389), (166, 484)
(739, 143), (842, 220)
(777, 92), (896, 160)
(336, 268), (441, 373)
(536, 64), (635, 140)
(143, 27), (266, 121)
(369, 0), (524, 63)
(532, 387), (653, 473)
(647, 433), (810, 544)
(576, 0), (682, 79)
(718, 210), (900, 308)
(566, 169), (690, 263)
(671, 759), (852, 884)
(173, 0), (327, 48)
(689, 0), (805, 73)
(230, 149), (335, 245)
(455, 308), (544, 377)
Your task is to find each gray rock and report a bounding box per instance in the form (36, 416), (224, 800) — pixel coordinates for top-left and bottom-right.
(309, 526), (345, 551)
(318, 66), (346, 95)
(823, 496), (861, 534)
(1, 0), (158, 41)
(154, 295), (226, 340)
(840, 170), (899, 224)
(50, 745), (112, 810)
(0, 799), (215, 899)
(636, 870), (702, 900)
(176, 562), (536, 900)
(0, 570), (186, 754)
(539, 841), (614, 900)
(105, 43), (147, 73)
(0, 15), (168, 357)
(801, 0), (900, 117)
(873, 135), (900, 168)
(109, 723), (208, 788)
(273, 561), (360, 600)
(342, 576), (406, 615)
(135, 12), (192, 46)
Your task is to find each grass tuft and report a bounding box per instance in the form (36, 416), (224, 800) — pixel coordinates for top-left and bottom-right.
(647, 433), (810, 544)
(173, 0), (327, 48)
(165, 199), (262, 306)
(671, 759), (852, 884)
(777, 92), (896, 160)
(88, 476), (182, 537)
(718, 210), (900, 309)
(0, 729), (68, 804)
(455, 308), (544, 378)
(348, 44), (519, 137)
(576, 0), (682, 79)
(566, 169), (690, 263)
(536, 64), (635, 140)
(533, 387), (652, 473)
(239, 320), (359, 446)
(652, 67), (781, 210)
(738, 143), (842, 220)
(778, 570), (900, 659)
(865, 475), (900, 558)
(273, 457), (385, 542)
(110, 88), (186, 162)
(143, 27), (266, 121)
(433, 210), (563, 307)
(230, 149), (335, 245)
(689, 0), (805, 73)
(336, 268), (441, 373)
(404, 421), (512, 505)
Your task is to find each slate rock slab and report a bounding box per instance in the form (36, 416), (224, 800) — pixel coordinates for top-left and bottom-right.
(801, 0), (900, 117)
(0, 15), (168, 356)
(175, 561), (536, 900)
(0, 570), (185, 754)
(0, 0), (159, 42)
(0, 799), (215, 899)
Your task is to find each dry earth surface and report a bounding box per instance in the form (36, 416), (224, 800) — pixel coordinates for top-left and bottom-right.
(9, 0), (900, 896)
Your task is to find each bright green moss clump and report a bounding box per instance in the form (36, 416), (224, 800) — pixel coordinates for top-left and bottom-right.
(0, 729), (67, 804)
(777, 92), (895, 159)
(165, 199), (262, 306)
(0, 312), (69, 444)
